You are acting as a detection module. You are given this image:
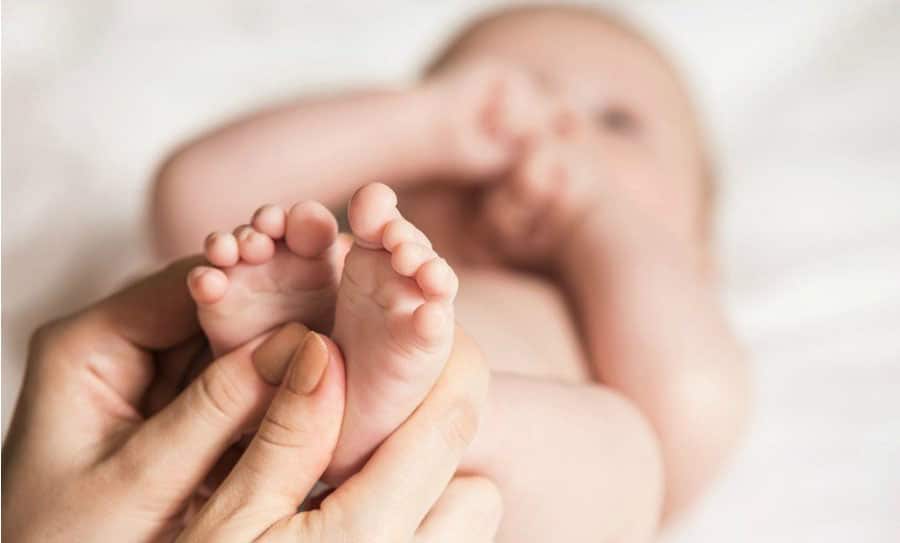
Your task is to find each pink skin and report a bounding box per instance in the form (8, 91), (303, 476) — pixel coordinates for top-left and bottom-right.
(187, 183), (459, 486)
(155, 10), (748, 541)
(152, 63), (551, 259)
(326, 183), (458, 483)
(476, 112), (614, 268)
(187, 201), (347, 357)
(424, 59), (558, 181)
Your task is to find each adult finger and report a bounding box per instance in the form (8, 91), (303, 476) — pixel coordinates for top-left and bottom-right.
(85, 257), (203, 350)
(141, 335), (209, 417)
(414, 477), (503, 543)
(106, 323), (306, 516)
(326, 327), (489, 539)
(183, 332), (345, 541)
(28, 257), (207, 410)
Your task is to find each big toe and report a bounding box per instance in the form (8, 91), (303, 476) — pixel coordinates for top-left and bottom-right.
(347, 183), (401, 249)
(285, 201), (338, 258)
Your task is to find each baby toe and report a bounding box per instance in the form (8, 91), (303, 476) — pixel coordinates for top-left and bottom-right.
(251, 204), (287, 239)
(391, 242), (436, 277)
(187, 266), (229, 305)
(347, 183), (401, 249)
(205, 232), (239, 267)
(415, 257), (458, 302)
(285, 201), (338, 258)
(412, 301), (451, 343)
(234, 225), (275, 264)
(382, 218), (432, 251)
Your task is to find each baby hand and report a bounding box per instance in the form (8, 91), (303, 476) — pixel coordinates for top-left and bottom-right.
(476, 114), (614, 268)
(423, 59), (555, 182)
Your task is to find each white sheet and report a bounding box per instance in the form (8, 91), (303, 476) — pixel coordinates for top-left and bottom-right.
(4, 1), (899, 540)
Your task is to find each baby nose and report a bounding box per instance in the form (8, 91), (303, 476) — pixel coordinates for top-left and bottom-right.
(549, 102), (586, 140)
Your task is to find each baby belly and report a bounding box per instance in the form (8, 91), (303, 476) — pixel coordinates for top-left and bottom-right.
(454, 267), (591, 383)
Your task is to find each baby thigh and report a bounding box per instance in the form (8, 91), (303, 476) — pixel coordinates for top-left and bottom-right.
(454, 267), (591, 382)
(455, 270), (663, 541)
(476, 374), (665, 542)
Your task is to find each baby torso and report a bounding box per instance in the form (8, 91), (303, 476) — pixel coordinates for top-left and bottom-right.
(398, 185), (590, 383)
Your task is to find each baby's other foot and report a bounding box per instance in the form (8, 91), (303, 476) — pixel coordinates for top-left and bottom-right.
(188, 202), (346, 357)
(425, 60), (554, 181)
(327, 183), (458, 482)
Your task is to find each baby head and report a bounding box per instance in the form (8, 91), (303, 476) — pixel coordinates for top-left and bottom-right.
(428, 5), (713, 249)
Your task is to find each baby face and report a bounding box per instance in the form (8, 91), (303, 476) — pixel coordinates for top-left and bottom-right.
(441, 10), (707, 244)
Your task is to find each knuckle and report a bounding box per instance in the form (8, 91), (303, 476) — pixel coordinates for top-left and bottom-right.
(27, 316), (86, 373)
(192, 363), (247, 425)
(439, 396), (480, 452)
(431, 331), (490, 452)
(28, 321), (57, 352)
(108, 437), (151, 489)
(28, 317), (70, 356)
(255, 407), (307, 450)
(287, 511), (330, 542)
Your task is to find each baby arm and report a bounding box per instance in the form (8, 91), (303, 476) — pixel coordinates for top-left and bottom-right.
(558, 206), (751, 521)
(152, 61), (544, 258)
(153, 89), (447, 257)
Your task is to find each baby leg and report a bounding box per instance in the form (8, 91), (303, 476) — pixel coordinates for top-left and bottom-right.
(452, 348), (664, 543)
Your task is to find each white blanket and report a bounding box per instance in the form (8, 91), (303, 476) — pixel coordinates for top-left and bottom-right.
(3, 1), (898, 540)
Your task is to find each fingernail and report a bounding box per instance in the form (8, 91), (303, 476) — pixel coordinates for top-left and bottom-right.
(289, 332), (330, 394)
(252, 322), (309, 384)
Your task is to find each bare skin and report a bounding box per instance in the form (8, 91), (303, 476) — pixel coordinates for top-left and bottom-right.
(188, 201), (346, 357)
(153, 6), (749, 542)
(189, 185), (459, 485)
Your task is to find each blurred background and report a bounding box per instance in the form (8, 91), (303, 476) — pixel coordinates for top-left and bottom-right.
(3, 1), (899, 540)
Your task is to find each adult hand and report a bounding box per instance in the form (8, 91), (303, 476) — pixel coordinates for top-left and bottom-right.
(2, 258), (283, 542)
(179, 328), (500, 542)
(2, 259), (498, 542)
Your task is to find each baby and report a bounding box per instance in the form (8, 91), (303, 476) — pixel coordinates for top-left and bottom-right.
(152, 6), (749, 542)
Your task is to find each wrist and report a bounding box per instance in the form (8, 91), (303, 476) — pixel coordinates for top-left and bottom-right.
(415, 72), (517, 182)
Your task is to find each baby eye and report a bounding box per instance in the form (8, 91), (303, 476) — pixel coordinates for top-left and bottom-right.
(595, 107), (640, 135)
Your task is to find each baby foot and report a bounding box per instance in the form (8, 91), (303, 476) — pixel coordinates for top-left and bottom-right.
(326, 183), (458, 482)
(425, 59), (555, 181)
(188, 202), (346, 357)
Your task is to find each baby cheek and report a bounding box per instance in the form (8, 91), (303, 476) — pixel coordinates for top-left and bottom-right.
(607, 150), (692, 237)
